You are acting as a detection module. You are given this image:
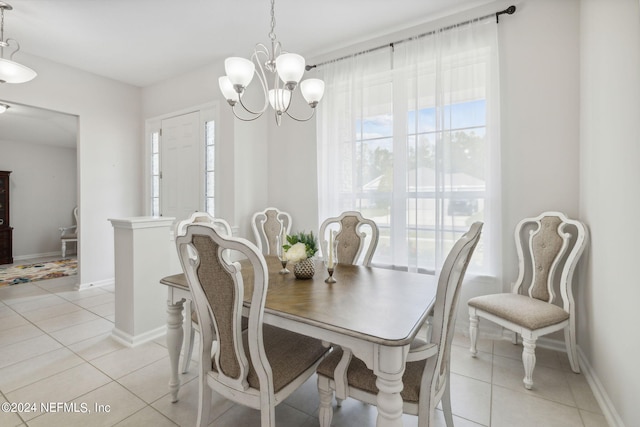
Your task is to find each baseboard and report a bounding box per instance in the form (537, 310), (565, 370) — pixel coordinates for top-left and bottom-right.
(111, 325), (167, 348)
(13, 251), (63, 261)
(577, 346), (625, 427)
(76, 277), (114, 291)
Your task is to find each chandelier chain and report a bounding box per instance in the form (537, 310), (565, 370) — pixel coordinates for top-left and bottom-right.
(268, 0), (276, 41)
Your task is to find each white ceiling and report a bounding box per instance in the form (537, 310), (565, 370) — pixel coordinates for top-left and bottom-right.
(1, 0), (493, 147)
(7, 0), (491, 88)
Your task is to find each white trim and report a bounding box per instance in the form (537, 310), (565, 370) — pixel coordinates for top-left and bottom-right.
(111, 325), (167, 348)
(13, 251), (64, 261)
(76, 277), (113, 290)
(577, 346), (626, 427)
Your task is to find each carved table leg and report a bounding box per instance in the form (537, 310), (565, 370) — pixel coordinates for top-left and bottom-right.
(374, 346), (406, 427)
(167, 298), (185, 402)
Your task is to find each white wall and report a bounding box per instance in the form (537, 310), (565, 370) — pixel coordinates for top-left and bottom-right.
(0, 139), (77, 258)
(0, 54), (142, 287)
(580, 0), (640, 425)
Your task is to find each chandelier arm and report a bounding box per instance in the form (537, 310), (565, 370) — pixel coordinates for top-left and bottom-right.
(285, 107), (317, 122)
(6, 37), (19, 60)
(231, 105), (265, 122)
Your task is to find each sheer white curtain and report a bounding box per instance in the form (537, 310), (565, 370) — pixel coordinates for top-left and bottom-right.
(317, 18), (501, 276)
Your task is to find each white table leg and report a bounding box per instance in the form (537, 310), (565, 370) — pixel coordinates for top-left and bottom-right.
(374, 345), (406, 427)
(167, 298), (185, 403)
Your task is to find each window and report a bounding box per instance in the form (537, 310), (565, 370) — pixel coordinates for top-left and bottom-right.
(205, 120), (215, 215)
(150, 130), (160, 216)
(318, 20), (500, 275)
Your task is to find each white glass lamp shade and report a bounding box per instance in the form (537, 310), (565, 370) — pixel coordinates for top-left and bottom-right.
(224, 57), (255, 89)
(0, 104), (8, 114)
(275, 53), (305, 85)
(218, 76), (240, 102)
(0, 58), (37, 84)
(300, 79), (325, 106)
(268, 89), (292, 112)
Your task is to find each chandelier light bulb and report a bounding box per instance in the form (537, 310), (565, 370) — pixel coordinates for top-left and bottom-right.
(268, 88), (292, 113)
(218, 76), (240, 105)
(224, 57), (255, 91)
(300, 79), (325, 107)
(275, 53), (305, 88)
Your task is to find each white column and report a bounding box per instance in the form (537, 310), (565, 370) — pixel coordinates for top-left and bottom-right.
(108, 216), (176, 347)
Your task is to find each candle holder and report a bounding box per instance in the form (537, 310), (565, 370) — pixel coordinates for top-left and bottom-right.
(277, 232), (290, 274)
(324, 266), (336, 283)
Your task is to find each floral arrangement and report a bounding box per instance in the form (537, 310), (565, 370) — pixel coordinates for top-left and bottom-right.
(283, 231), (318, 263)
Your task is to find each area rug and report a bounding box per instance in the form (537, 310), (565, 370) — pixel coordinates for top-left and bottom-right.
(0, 259), (77, 287)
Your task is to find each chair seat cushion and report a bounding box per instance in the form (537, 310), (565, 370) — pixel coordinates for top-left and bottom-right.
(468, 293), (569, 330)
(317, 348), (426, 403)
(61, 233), (77, 240)
(213, 324), (328, 393)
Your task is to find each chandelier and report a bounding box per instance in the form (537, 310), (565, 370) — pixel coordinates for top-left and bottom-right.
(218, 0), (324, 126)
(0, 2), (36, 84)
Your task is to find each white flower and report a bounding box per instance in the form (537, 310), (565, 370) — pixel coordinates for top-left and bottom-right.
(285, 242), (307, 263)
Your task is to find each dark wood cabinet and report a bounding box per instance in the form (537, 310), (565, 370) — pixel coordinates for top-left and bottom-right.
(0, 171), (12, 265)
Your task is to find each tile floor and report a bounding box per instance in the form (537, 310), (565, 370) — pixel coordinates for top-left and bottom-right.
(0, 262), (609, 426)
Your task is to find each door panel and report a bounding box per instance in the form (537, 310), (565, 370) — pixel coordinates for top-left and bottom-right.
(160, 112), (201, 222)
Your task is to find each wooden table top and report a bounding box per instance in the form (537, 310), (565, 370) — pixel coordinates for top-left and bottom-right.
(161, 256), (436, 346)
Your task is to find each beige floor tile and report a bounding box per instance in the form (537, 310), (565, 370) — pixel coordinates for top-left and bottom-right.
(565, 372), (603, 413)
(55, 287), (111, 302)
(6, 294), (69, 314)
(91, 341), (168, 379)
(117, 356), (197, 404)
(492, 385), (583, 427)
(34, 309), (103, 333)
(0, 302), (16, 318)
(0, 312), (30, 331)
(492, 354), (576, 406)
(0, 283), (50, 305)
(67, 332), (126, 361)
(27, 381), (147, 427)
(0, 323), (44, 347)
(579, 409), (609, 427)
(450, 344), (493, 383)
(6, 363), (112, 420)
(73, 293), (115, 310)
(151, 376), (235, 426)
(86, 301), (115, 318)
(0, 347), (85, 393)
(113, 406), (178, 426)
(210, 401), (312, 427)
(0, 334), (63, 369)
(19, 301), (84, 323)
(48, 318), (114, 346)
(449, 372), (492, 425)
(282, 374), (322, 417)
(492, 339), (564, 370)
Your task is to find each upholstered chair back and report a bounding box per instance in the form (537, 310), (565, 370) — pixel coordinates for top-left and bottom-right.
(319, 211), (379, 266)
(251, 207), (292, 256)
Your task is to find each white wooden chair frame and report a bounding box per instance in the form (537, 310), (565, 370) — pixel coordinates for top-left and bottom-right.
(176, 224), (325, 427)
(319, 211), (379, 267)
(174, 212), (233, 374)
(468, 211), (588, 389)
(251, 207), (292, 256)
(59, 206), (78, 258)
(317, 222), (483, 427)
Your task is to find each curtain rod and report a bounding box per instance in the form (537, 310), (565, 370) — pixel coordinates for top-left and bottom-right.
(305, 5), (516, 71)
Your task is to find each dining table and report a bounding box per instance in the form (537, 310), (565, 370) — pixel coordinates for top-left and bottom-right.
(160, 255), (437, 427)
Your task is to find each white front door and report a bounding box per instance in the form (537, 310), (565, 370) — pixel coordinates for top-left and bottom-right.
(160, 111), (201, 222)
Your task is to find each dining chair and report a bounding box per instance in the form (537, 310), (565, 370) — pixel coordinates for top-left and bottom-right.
(176, 223), (329, 427)
(319, 211), (379, 266)
(468, 211), (587, 389)
(173, 211), (234, 374)
(59, 206), (78, 258)
(251, 207), (292, 256)
(316, 222), (483, 427)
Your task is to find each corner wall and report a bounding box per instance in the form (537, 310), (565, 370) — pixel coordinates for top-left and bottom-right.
(580, 0), (640, 425)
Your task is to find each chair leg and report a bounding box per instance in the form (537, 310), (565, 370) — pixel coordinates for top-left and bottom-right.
(61, 242), (66, 259)
(522, 337), (537, 390)
(442, 372), (454, 427)
(564, 325), (580, 374)
(512, 331), (518, 345)
(317, 375), (334, 427)
(196, 376), (211, 427)
(182, 302), (195, 373)
(424, 315), (433, 343)
(469, 308), (479, 357)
